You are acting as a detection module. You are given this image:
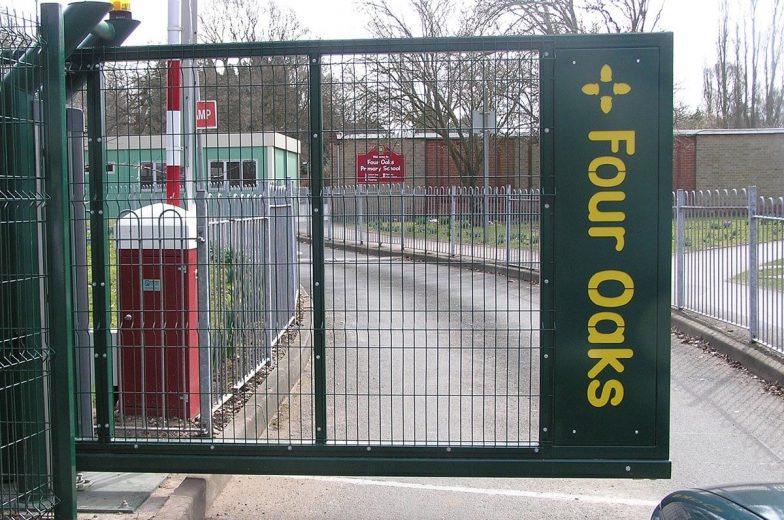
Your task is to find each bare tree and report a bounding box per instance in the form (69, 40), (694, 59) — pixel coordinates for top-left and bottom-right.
(475, 0), (661, 35)
(584, 0), (662, 32)
(194, 0), (311, 139)
(354, 0), (539, 188)
(100, 0), (315, 139)
(762, 0), (783, 124)
(198, 0), (309, 44)
(703, 0), (784, 128)
(104, 61), (167, 136)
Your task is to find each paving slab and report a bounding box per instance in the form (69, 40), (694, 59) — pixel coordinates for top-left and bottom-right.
(76, 472), (168, 514)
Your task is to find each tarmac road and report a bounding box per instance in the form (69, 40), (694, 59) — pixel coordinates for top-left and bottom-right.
(206, 247), (784, 519)
(321, 247), (539, 446)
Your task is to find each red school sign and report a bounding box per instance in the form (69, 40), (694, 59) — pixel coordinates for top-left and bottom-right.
(356, 146), (405, 184)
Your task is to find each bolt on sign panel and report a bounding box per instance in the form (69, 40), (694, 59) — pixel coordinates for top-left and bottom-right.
(64, 34), (671, 478)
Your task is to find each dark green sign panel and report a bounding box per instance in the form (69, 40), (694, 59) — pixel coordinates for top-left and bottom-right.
(552, 44), (671, 453)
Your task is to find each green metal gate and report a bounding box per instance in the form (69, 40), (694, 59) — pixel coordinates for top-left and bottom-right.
(68, 33), (672, 478)
(3, 4), (673, 515)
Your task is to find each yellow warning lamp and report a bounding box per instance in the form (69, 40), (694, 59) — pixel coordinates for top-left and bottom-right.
(111, 0), (131, 11)
(110, 0), (132, 19)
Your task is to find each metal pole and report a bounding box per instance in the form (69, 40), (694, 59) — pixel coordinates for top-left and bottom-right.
(748, 186), (758, 341)
(537, 43), (556, 444)
(400, 186), (405, 250)
(86, 70), (114, 443)
(357, 185), (365, 245)
(325, 187), (332, 241)
(181, 0), (197, 208)
(41, 3), (77, 516)
(165, 0), (183, 205)
(309, 54), (327, 444)
(289, 183), (299, 316)
(505, 185), (512, 266)
(263, 189), (274, 360)
(450, 186), (457, 257)
(483, 80), (490, 240)
(67, 107), (93, 438)
(675, 189), (685, 310)
(196, 192), (212, 431)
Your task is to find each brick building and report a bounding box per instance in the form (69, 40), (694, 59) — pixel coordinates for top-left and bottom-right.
(319, 129), (783, 196)
(325, 132), (540, 189)
(673, 128), (784, 196)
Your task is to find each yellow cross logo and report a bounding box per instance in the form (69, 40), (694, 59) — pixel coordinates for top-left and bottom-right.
(581, 64), (631, 114)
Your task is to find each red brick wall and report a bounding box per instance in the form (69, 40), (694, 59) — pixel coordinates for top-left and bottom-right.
(673, 135), (696, 191)
(328, 136), (539, 188)
(423, 137), (530, 188)
(424, 139), (461, 186)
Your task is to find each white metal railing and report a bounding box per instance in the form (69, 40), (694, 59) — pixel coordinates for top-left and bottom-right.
(205, 184), (299, 409)
(299, 185), (541, 271)
(299, 184), (784, 354)
(673, 187), (784, 352)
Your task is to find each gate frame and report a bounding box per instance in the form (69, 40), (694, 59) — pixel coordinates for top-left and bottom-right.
(67, 33), (672, 479)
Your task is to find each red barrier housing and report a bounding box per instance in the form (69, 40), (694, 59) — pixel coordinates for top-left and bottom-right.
(116, 204), (200, 419)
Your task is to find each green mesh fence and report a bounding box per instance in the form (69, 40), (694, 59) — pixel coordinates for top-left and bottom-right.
(1, 8), (56, 519)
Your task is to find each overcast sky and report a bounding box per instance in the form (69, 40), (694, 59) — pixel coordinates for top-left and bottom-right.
(1, 0), (748, 109)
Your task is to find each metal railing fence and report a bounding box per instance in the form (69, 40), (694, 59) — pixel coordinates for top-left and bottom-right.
(299, 185), (541, 269)
(753, 214), (784, 349)
(206, 185), (299, 410)
(673, 187), (784, 352)
(67, 180), (301, 437)
(305, 185), (784, 353)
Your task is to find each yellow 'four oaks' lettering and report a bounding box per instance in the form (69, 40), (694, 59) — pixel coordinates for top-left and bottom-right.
(585, 131), (637, 408)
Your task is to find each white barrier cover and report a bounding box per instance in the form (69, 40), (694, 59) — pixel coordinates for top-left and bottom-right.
(116, 203), (197, 250)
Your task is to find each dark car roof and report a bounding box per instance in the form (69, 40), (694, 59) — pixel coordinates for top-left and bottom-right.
(659, 489), (761, 519)
(706, 484), (784, 520)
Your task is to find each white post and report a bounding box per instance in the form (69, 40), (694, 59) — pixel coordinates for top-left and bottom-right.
(675, 190), (685, 310)
(450, 187), (457, 257)
(748, 186), (759, 341)
(505, 185), (512, 266)
(168, 0), (182, 44)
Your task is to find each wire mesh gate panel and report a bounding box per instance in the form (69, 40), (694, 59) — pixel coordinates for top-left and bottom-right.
(318, 50), (541, 447)
(70, 35), (672, 478)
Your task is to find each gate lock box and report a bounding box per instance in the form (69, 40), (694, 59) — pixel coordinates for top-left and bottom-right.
(116, 203), (200, 419)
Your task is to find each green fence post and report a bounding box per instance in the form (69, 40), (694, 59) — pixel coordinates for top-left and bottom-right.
(538, 43), (555, 450)
(86, 68), (115, 442)
(41, 3), (77, 517)
(309, 54), (327, 444)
